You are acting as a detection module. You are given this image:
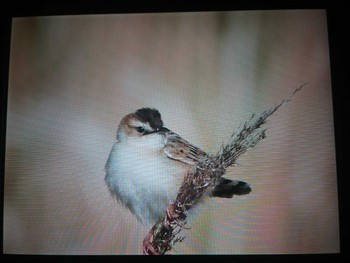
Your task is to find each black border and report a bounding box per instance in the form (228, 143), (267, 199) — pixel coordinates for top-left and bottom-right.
(0, 0), (338, 16)
(327, 5), (349, 260)
(1, 1), (348, 262)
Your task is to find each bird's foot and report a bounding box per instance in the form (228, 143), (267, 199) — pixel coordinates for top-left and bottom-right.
(143, 225), (159, 255)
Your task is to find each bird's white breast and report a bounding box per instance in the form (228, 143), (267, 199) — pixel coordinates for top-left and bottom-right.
(105, 133), (187, 225)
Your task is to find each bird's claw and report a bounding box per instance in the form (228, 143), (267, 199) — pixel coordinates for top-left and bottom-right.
(143, 226), (159, 255)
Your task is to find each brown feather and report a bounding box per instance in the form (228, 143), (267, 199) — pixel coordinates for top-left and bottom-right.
(163, 131), (206, 165)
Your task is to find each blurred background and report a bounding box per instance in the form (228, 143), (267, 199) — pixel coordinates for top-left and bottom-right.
(4, 10), (338, 254)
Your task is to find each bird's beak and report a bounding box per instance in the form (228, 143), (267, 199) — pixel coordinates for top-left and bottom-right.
(156, 127), (170, 133)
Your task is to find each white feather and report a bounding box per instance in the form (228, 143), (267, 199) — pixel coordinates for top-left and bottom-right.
(105, 132), (186, 225)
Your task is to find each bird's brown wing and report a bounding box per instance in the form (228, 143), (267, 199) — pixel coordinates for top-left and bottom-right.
(163, 131), (206, 165)
(163, 130), (253, 197)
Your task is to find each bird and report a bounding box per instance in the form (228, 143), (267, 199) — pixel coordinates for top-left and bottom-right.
(105, 108), (252, 226)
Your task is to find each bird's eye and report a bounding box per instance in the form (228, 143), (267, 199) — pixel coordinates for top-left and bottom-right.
(136, 126), (145, 133)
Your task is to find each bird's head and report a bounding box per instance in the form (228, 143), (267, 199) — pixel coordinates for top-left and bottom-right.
(117, 108), (168, 141)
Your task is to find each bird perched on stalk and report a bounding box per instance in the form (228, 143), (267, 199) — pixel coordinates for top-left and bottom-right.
(105, 108), (251, 226)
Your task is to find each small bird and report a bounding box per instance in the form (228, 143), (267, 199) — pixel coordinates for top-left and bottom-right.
(105, 108), (251, 226)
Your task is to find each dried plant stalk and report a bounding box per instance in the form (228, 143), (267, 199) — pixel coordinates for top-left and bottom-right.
(143, 84), (306, 255)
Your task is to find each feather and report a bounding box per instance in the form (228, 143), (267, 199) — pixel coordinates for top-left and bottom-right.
(163, 130), (206, 165)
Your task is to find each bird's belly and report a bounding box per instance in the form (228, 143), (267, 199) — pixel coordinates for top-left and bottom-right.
(105, 143), (188, 225)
